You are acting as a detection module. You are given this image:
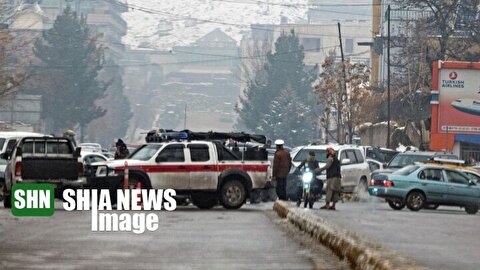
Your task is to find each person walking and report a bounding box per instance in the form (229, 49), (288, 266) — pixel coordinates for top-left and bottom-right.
(316, 147), (341, 210)
(272, 139), (291, 200)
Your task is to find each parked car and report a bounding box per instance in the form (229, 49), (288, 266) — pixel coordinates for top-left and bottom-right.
(2, 137), (86, 208)
(417, 158), (480, 184)
(361, 146), (398, 164)
(366, 158), (384, 173)
(370, 151), (459, 180)
(0, 131), (48, 155)
(81, 152), (110, 164)
(287, 144), (370, 201)
(78, 143), (102, 153)
(369, 164), (480, 214)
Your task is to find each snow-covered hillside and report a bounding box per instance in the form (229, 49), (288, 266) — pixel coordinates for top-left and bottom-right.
(122, 0), (309, 49)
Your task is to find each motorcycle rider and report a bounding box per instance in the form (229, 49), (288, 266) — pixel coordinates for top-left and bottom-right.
(296, 151), (322, 206)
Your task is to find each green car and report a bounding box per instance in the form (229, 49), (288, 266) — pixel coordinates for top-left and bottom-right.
(368, 164), (480, 214)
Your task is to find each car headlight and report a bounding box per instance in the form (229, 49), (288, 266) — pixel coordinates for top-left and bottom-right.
(302, 172), (313, 183)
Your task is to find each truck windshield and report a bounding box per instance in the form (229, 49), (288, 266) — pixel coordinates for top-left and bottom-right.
(129, 144), (163, 161)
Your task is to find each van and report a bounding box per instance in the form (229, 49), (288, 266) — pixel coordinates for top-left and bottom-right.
(0, 131), (48, 155)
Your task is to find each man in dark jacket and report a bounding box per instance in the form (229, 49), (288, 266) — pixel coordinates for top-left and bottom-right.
(114, 139), (130, 159)
(316, 147), (341, 210)
(272, 139), (291, 200)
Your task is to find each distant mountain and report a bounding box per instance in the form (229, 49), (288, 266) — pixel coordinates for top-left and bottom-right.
(121, 0), (310, 49)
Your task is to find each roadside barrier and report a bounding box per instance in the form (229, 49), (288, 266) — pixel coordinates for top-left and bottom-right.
(273, 201), (425, 270)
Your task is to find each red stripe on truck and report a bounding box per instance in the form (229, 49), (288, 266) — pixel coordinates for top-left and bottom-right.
(115, 164), (269, 173)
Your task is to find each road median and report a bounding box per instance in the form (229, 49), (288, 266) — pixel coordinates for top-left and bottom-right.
(273, 201), (426, 270)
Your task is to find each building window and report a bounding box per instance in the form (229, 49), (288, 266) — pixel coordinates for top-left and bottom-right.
(301, 38), (321, 52)
(345, 39), (354, 54)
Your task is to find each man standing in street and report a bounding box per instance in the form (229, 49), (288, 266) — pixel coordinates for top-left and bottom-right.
(272, 139), (291, 200)
(316, 147), (342, 210)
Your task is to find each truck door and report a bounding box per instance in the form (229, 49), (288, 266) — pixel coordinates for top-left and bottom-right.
(152, 144), (190, 190)
(187, 143), (218, 190)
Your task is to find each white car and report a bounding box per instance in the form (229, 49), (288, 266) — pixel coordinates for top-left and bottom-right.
(366, 158), (384, 173)
(291, 144), (371, 193)
(78, 143), (102, 153)
(80, 152), (111, 164)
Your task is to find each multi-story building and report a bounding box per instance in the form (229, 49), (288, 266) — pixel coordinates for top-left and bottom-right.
(157, 28), (240, 132)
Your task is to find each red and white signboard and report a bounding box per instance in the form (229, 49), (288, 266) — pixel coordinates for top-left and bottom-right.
(437, 68), (480, 134)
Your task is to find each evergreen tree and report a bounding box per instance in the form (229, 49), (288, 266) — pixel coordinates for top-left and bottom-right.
(264, 86), (315, 146)
(237, 30), (318, 145)
(87, 61), (132, 146)
(33, 6), (107, 140)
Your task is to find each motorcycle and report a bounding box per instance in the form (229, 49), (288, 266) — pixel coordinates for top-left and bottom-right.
(297, 168), (318, 208)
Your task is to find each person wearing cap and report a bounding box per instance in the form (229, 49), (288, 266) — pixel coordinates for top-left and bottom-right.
(315, 147), (342, 210)
(63, 129), (77, 147)
(296, 151), (322, 206)
(272, 139), (291, 200)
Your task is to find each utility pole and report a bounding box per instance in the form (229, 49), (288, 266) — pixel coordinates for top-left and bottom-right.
(387, 5), (391, 149)
(337, 22), (347, 144)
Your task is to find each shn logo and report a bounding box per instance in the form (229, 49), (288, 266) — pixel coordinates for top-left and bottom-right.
(12, 184), (55, 216)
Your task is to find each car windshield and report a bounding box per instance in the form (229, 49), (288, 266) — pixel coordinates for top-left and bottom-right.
(392, 165), (419, 175)
(387, 154), (431, 168)
(293, 149), (327, 163)
(129, 144), (163, 161)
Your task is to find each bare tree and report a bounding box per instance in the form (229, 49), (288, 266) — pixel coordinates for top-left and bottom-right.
(393, 0), (480, 61)
(0, 25), (27, 102)
(314, 53), (376, 143)
(314, 54), (344, 143)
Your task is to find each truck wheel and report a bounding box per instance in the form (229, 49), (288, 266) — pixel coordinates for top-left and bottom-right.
(465, 205), (478, 215)
(387, 199), (405, 210)
(3, 184), (11, 208)
(406, 191), (425, 211)
(191, 192), (217, 209)
(219, 179), (246, 209)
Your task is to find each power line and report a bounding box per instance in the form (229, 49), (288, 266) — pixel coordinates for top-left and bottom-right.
(3, 44), (342, 69)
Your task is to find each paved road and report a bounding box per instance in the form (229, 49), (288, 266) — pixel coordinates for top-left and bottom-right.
(0, 202), (317, 270)
(310, 199), (480, 270)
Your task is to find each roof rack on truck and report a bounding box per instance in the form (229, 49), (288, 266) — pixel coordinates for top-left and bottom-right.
(145, 129), (267, 144)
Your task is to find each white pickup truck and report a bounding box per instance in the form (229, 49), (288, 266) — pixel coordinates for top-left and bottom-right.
(88, 140), (272, 209)
(2, 137), (86, 208)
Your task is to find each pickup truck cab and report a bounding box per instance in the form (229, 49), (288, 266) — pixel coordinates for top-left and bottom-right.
(89, 140), (271, 209)
(2, 137), (85, 208)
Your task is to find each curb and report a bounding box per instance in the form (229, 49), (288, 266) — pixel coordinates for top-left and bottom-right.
(273, 201), (426, 270)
